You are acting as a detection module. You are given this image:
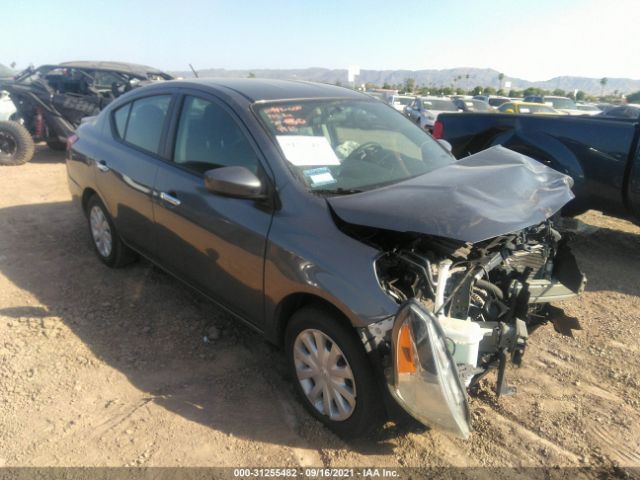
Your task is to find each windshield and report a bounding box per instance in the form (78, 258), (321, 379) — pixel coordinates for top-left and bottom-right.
(421, 98), (458, 111)
(256, 99), (454, 193)
(547, 97), (576, 109)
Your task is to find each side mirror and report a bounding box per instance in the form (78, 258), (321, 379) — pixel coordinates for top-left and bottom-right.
(204, 166), (265, 199)
(437, 139), (452, 152)
(504, 109), (514, 113)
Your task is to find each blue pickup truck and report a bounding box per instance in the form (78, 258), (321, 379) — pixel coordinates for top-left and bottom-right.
(433, 113), (640, 219)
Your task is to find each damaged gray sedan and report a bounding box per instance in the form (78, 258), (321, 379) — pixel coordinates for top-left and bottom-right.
(66, 79), (585, 439)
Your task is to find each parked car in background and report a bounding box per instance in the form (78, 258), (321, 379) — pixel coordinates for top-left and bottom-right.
(596, 103), (615, 114)
(453, 98), (492, 112)
(67, 78), (584, 439)
(523, 95), (583, 115)
(404, 96), (459, 130)
(575, 103), (601, 116)
(387, 94), (414, 112)
(0, 90), (16, 121)
(434, 112), (640, 220)
(472, 95), (509, 109)
(497, 101), (561, 115)
(0, 61), (173, 165)
(599, 104), (640, 119)
(487, 96), (510, 109)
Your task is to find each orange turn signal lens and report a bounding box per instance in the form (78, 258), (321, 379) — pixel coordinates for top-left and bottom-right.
(397, 323), (417, 374)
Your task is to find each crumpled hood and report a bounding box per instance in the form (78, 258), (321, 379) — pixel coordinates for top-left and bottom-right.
(327, 145), (575, 244)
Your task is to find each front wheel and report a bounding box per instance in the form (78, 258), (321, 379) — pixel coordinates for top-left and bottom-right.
(0, 120), (35, 165)
(285, 305), (385, 438)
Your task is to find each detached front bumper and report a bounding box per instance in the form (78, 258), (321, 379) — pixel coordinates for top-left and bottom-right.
(385, 301), (472, 439)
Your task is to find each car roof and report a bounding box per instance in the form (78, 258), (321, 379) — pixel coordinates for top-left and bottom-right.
(57, 61), (170, 77)
(161, 78), (367, 102)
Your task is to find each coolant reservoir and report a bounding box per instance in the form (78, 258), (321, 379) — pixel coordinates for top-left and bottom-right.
(437, 317), (485, 370)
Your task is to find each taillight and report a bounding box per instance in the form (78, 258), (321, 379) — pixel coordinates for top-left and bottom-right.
(432, 120), (444, 139)
(66, 134), (79, 151)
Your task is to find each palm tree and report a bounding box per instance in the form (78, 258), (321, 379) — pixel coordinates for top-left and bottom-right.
(498, 73), (504, 90)
(600, 77), (608, 97)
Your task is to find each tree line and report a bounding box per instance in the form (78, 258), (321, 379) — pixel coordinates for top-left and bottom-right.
(354, 77), (634, 103)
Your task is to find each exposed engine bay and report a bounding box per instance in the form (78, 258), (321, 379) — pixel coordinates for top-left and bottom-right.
(361, 219), (586, 393)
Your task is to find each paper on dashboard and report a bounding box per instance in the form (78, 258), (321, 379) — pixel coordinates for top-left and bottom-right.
(276, 135), (341, 166)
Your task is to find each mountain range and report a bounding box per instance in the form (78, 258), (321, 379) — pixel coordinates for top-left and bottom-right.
(171, 67), (640, 95)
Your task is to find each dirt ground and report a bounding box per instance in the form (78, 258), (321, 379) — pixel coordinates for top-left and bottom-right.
(0, 146), (639, 477)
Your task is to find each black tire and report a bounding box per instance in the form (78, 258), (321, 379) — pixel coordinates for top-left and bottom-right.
(0, 121), (35, 165)
(285, 305), (385, 438)
(86, 195), (136, 268)
(46, 139), (67, 151)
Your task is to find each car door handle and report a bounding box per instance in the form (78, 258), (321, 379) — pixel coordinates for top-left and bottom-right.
(160, 191), (181, 207)
(96, 160), (109, 172)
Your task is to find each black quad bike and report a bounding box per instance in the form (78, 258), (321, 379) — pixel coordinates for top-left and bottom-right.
(0, 61), (173, 165)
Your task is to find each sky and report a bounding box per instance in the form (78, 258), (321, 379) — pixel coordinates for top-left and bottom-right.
(2, 0), (639, 81)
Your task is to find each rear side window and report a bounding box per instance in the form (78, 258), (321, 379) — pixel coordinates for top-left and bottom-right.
(116, 95), (172, 154)
(113, 103), (130, 138)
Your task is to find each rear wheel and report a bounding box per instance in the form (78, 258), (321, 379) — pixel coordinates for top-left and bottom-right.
(285, 305), (384, 438)
(0, 121), (35, 165)
(86, 195), (136, 268)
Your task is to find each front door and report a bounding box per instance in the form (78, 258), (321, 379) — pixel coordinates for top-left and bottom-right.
(152, 94), (273, 326)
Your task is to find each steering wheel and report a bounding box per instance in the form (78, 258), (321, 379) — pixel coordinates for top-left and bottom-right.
(344, 142), (384, 163)
(343, 141), (410, 176)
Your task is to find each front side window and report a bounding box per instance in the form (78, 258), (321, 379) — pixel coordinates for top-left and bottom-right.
(256, 99), (454, 193)
(123, 95), (171, 154)
(173, 96), (259, 174)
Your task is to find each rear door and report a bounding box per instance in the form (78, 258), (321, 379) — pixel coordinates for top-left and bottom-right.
(94, 93), (173, 257)
(151, 93), (273, 326)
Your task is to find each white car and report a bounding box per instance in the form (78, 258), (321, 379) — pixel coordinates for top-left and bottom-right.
(0, 90), (16, 121)
(404, 96), (460, 131)
(388, 94), (415, 112)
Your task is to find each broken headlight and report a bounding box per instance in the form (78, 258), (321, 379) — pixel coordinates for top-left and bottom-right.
(389, 300), (471, 439)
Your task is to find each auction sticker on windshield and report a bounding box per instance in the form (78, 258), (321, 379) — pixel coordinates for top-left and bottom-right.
(276, 135), (341, 166)
(303, 167), (337, 187)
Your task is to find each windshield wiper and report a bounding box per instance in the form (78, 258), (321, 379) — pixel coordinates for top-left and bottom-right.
(312, 187), (364, 196)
